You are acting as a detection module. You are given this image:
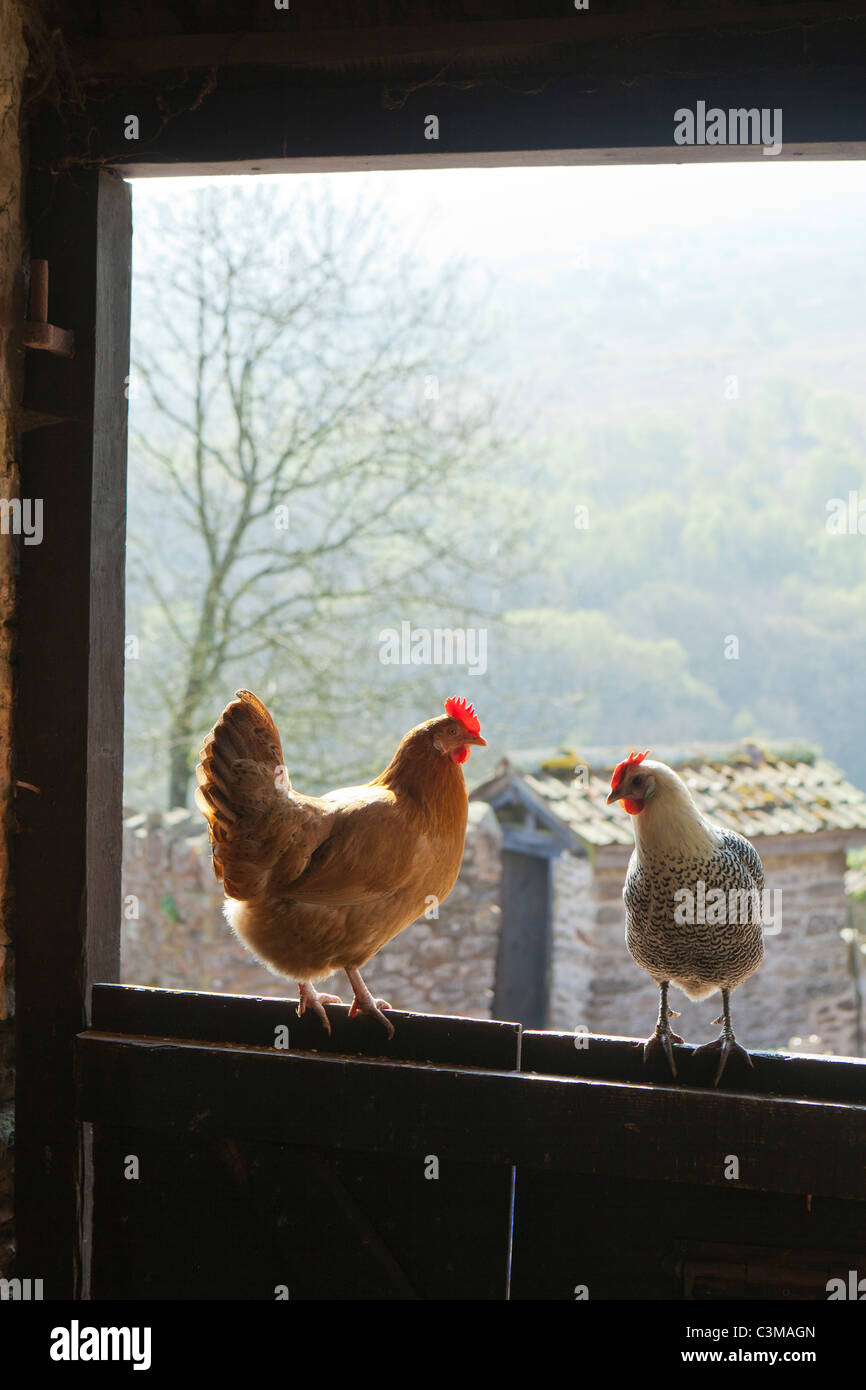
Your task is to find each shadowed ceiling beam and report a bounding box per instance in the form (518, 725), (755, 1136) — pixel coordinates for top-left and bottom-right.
(72, 6), (863, 79)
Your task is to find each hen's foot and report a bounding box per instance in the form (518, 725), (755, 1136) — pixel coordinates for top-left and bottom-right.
(693, 1034), (754, 1087)
(345, 967), (394, 1040)
(642, 1024), (685, 1079)
(296, 981), (343, 1036)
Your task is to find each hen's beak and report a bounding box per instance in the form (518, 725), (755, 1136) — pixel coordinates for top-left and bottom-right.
(606, 787), (624, 805)
(468, 733), (487, 747)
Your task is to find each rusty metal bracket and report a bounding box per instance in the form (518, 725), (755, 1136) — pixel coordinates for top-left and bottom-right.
(22, 259), (74, 358)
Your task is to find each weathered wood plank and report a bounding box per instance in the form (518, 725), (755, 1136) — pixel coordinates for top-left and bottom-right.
(90, 1126), (511, 1300)
(88, 988), (519, 1299)
(521, 1029), (866, 1104)
(37, 32), (866, 183)
(14, 168), (130, 1298)
(70, 7), (866, 81)
(76, 1033), (866, 1200)
(90, 983), (521, 1070)
(511, 1171), (866, 1300)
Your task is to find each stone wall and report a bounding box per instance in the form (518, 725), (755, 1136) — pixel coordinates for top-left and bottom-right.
(0, 0), (28, 1281)
(551, 841), (861, 1057)
(121, 802), (503, 1020)
(549, 852), (654, 1036)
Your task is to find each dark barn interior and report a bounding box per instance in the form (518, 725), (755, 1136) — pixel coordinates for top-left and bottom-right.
(1, 1), (865, 1320)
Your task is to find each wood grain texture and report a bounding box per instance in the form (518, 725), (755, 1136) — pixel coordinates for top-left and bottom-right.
(90, 982), (522, 1070)
(33, 0), (866, 180)
(14, 167), (130, 1298)
(84, 990), (521, 1300)
(521, 1028), (866, 1104)
(77, 995), (866, 1298)
(76, 1031), (866, 1200)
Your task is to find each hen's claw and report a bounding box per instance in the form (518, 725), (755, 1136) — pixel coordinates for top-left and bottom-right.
(296, 981), (343, 1036)
(345, 967), (395, 1039)
(693, 1034), (754, 1087)
(349, 995), (393, 1013)
(642, 1025), (685, 1078)
(694, 988), (753, 1086)
(348, 994), (395, 1039)
(642, 982), (685, 1078)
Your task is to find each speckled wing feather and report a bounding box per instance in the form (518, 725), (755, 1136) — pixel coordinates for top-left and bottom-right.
(720, 827), (765, 894)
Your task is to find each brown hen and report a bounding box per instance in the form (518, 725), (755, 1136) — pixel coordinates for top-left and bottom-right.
(195, 690), (486, 1037)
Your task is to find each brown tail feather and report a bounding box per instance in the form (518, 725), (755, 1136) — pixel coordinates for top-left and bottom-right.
(195, 689), (294, 900)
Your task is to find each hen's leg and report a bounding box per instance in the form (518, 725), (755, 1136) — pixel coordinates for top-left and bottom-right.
(642, 980), (685, 1079)
(345, 967), (394, 1040)
(693, 988), (754, 1086)
(296, 980), (343, 1036)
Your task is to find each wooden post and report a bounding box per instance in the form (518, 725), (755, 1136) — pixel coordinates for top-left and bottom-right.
(14, 167), (131, 1297)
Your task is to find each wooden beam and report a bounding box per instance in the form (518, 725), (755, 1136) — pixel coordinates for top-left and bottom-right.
(493, 776), (586, 854)
(70, 6), (866, 79)
(90, 983), (521, 1071)
(511, 1171), (865, 1300)
(521, 1029), (866, 1105)
(500, 825), (564, 858)
(119, 143), (866, 181)
(36, 45), (866, 180)
(76, 1031), (866, 1200)
(14, 168), (130, 1298)
(86, 987), (520, 1300)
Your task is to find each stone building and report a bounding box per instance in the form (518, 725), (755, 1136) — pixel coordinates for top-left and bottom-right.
(471, 742), (866, 1056)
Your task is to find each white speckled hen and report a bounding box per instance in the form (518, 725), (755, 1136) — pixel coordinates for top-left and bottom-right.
(607, 750), (765, 1085)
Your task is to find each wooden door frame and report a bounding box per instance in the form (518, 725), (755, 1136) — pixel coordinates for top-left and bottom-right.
(15, 168), (130, 1298)
(13, 17), (866, 1294)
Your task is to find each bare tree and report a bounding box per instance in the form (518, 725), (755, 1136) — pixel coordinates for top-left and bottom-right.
(126, 181), (508, 806)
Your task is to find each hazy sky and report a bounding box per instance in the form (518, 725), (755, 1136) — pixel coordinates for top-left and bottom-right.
(125, 158), (866, 805)
(132, 161), (866, 267)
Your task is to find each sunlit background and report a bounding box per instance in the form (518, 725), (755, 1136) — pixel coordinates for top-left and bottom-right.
(126, 162), (866, 804)
(121, 162), (866, 1047)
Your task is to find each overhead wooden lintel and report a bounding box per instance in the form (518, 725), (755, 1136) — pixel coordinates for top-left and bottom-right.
(70, 5), (864, 80)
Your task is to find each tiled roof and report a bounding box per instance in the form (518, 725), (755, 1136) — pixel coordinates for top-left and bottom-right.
(476, 742), (866, 848)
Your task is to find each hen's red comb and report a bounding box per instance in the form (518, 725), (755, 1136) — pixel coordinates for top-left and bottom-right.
(445, 697), (481, 737)
(611, 749), (650, 791)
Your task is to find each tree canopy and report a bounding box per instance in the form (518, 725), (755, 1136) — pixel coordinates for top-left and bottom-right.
(125, 170), (866, 806)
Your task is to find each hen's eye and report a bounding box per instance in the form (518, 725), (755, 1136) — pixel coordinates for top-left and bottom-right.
(633, 775), (644, 788)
